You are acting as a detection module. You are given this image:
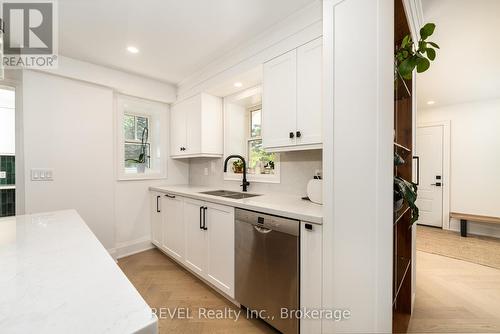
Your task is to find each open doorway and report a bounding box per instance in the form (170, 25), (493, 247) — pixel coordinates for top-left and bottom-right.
(409, 0), (500, 332)
(0, 86), (16, 217)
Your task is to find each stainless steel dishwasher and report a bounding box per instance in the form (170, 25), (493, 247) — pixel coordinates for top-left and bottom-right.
(235, 208), (299, 334)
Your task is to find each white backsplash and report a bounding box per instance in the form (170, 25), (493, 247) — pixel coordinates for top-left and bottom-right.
(189, 150), (322, 196)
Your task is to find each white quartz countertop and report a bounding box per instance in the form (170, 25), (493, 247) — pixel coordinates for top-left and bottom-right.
(0, 210), (157, 334)
(150, 185), (323, 224)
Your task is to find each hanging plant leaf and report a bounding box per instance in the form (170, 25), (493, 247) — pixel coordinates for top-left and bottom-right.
(416, 57), (430, 73)
(427, 41), (440, 49)
(420, 23), (436, 40)
(426, 48), (436, 61)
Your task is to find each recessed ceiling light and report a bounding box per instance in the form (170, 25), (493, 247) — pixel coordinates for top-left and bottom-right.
(127, 46), (139, 54)
(234, 82), (243, 88)
(427, 100), (436, 105)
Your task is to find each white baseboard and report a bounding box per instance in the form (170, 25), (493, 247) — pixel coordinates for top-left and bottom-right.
(448, 218), (500, 239)
(109, 237), (155, 260)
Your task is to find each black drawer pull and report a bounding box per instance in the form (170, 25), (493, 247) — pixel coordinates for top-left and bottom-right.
(289, 132), (294, 139)
(296, 131), (302, 138)
(165, 194), (176, 199)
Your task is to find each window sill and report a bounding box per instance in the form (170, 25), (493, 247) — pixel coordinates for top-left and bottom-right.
(224, 173), (280, 184)
(117, 172), (166, 181)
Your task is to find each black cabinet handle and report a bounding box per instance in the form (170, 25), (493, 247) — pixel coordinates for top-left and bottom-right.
(289, 132), (294, 139)
(165, 194), (176, 199)
(413, 156), (420, 185)
(203, 206), (208, 230)
(156, 195), (161, 213)
(199, 206), (203, 230)
(296, 131), (301, 138)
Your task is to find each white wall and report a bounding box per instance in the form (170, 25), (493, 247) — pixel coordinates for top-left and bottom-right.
(22, 70), (189, 256)
(0, 89), (15, 155)
(419, 99), (500, 237)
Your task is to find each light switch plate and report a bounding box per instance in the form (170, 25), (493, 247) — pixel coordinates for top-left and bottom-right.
(0, 171), (6, 179)
(31, 169), (54, 181)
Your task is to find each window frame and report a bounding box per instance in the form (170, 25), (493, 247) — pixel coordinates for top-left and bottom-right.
(223, 91), (280, 184)
(116, 94), (167, 181)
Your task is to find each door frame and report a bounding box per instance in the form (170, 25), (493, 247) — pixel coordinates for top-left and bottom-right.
(417, 120), (451, 229)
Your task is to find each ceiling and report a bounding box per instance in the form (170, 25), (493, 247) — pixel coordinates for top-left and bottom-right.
(417, 0), (500, 108)
(58, 0), (315, 85)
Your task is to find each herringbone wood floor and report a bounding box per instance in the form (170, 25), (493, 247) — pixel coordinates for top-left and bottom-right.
(118, 248), (278, 334)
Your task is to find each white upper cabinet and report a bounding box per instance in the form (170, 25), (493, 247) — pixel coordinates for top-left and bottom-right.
(263, 37), (323, 152)
(170, 93), (223, 158)
(297, 38), (323, 147)
(262, 49), (297, 149)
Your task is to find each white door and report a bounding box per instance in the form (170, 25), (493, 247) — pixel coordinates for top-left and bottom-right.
(416, 125), (444, 227)
(262, 49), (297, 149)
(297, 38), (323, 146)
(162, 194), (185, 260)
(205, 203), (235, 298)
(170, 103), (187, 156)
(151, 192), (162, 247)
(183, 198), (207, 275)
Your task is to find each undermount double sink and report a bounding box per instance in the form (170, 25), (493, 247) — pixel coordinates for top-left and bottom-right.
(199, 190), (260, 200)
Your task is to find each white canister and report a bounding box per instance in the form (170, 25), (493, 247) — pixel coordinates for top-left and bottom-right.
(307, 178), (323, 205)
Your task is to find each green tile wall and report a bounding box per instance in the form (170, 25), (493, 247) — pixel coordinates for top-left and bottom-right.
(0, 189), (15, 217)
(0, 155), (15, 185)
(0, 156), (16, 217)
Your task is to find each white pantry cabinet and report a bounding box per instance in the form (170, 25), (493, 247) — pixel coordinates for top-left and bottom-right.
(162, 193), (185, 261)
(152, 193), (235, 299)
(263, 37), (323, 152)
(150, 192), (163, 247)
(170, 93), (223, 158)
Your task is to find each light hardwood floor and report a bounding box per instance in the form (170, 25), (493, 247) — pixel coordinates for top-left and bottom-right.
(408, 251), (500, 333)
(118, 248), (278, 334)
(119, 248), (500, 333)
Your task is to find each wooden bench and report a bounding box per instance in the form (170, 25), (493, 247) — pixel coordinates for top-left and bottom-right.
(450, 212), (500, 237)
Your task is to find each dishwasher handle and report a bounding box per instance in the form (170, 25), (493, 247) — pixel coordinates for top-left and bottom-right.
(254, 225), (272, 234)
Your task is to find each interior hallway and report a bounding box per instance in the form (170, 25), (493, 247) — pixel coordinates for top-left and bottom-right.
(408, 251), (500, 333)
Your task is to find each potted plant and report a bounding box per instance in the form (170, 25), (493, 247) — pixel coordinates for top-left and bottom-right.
(394, 152), (419, 224)
(395, 23), (440, 80)
(232, 159), (244, 174)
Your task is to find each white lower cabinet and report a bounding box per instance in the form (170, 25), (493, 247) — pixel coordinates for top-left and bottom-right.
(205, 202), (235, 297)
(183, 198), (207, 276)
(150, 192), (163, 247)
(162, 194), (185, 261)
(300, 222), (323, 334)
(153, 193), (235, 299)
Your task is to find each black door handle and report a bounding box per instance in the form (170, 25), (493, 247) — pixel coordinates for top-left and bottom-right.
(289, 132), (294, 139)
(156, 195), (161, 213)
(296, 131), (301, 138)
(413, 156), (420, 185)
(203, 206), (208, 230)
(199, 206), (203, 230)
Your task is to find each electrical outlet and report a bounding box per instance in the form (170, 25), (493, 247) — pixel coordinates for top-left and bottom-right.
(204, 167), (209, 176)
(0, 171), (6, 179)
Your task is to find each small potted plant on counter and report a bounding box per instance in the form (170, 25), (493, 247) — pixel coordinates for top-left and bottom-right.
(232, 159), (244, 174)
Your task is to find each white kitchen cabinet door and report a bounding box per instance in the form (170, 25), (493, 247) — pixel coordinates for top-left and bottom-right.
(150, 192), (163, 247)
(170, 93), (223, 158)
(170, 102), (187, 156)
(300, 222), (322, 334)
(297, 38), (323, 147)
(162, 194), (185, 261)
(205, 202), (235, 298)
(262, 49), (297, 149)
(183, 198), (207, 276)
